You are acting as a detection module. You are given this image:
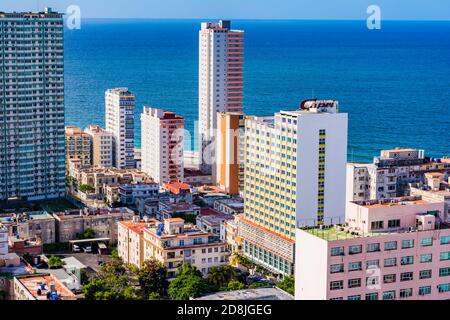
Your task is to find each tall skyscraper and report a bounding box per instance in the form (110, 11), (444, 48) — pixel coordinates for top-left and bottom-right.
(239, 100), (348, 276)
(198, 20), (244, 174)
(105, 88), (135, 169)
(0, 8), (65, 201)
(215, 112), (245, 195)
(141, 107), (184, 184)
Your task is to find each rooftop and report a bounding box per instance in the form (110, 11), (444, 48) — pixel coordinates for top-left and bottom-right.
(16, 274), (76, 300)
(352, 196), (434, 209)
(195, 287), (294, 300)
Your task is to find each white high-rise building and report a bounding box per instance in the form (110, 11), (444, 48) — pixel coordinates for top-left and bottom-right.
(0, 9), (65, 201)
(105, 88), (135, 169)
(85, 125), (114, 168)
(198, 20), (244, 174)
(240, 100), (348, 276)
(141, 107), (184, 184)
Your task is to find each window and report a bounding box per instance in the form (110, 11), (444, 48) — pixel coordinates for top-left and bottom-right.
(330, 264), (344, 273)
(348, 261), (362, 271)
(371, 221), (384, 230)
(365, 292), (378, 300)
(367, 243), (380, 252)
(330, 280), (343, 290)
(420, 253), (432, 263)
(388, 219), (400, 228)
(384, 241), (397, 251)
(383, 274), (396, 284)
(400, 272), (414, 281)
(348, 278), (361, 288)
(382, 291), (396, 300)
(331, 246), (344, 256)
(401, 256), (414, 265)
(402, 239), (414, 249)
(439, 267), (450, 277)
(347, 295), (361, 300)
(418, 286), (431, 296)
(420, 237), (433, 246)
(366, 260), (380, 269)
(329, 297), (343, 300)
(440, 236), (450, 245)
(384, 257), (397, 267)
(349, 245), (362, 255)
(399, 288), (413, 298)
(440, 251), (450, 261)
(437, 283), (450, 293)
(419, 270), (432, 279)
(366, 276), (379, 286)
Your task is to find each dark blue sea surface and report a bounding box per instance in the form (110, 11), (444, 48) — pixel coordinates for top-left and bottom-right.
(65, 19), (450, 162)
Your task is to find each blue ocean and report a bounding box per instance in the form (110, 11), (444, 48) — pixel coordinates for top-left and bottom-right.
(64, 19), (450, 162)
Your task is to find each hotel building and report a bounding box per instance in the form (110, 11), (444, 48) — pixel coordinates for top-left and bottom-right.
(141, 107), (184, 184)
(105, 88), (135, 169)
(295, 196), (450, 300)
(0, 9), (65, 201)
(65, 126), (92, 167)
(239, 100), (348, 276)
(215, 112), (245, 195)
(198, 20), (244, 174)
(84, 125), (114, 168)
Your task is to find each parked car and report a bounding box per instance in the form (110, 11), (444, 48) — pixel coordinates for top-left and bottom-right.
(72, 244), (81, 252)
(83, 245), (92, 253)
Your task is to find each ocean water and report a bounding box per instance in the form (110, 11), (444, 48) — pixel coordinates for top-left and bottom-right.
(65, 19), (450, 162)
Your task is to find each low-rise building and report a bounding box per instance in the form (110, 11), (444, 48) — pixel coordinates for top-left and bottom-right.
(143, 218), (230, 278)
(13, 274), (76, 300)
(0, 212), (55, 244)
(0, 225), (7, 255)
(220, 214), (243, 254)
(214, 197), (244, 215)
(196, 208), (233, 236)
(53, 207), (135, 243)
(295, 196), (450, 300)
(196, 287), (294, 300)
(183, 168), (212, 186)
(119, 182), (160, 205)
(117, 217), (159, 267)
(158, 201), (200, 221)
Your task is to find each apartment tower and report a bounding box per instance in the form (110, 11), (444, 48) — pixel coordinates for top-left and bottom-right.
(239, 100), (348, 276)
(65, 126), (92, 167)
(85, 125), (114, 168)
(105, 88), (135, 169)
(198, 20), (244, 175)
(0, 8), (65, 201)
(141, 107), (184, 184)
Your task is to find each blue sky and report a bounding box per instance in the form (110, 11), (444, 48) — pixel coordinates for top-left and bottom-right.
(2, 0), (450, 20)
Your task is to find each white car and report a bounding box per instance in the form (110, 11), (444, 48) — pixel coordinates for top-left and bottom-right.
(83, 246), (92, 253)
(72, 244), (81, 252)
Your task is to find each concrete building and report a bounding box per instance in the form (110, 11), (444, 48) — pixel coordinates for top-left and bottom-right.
(158, 201), (201, 221)
(119, 182), (160, 206)
(13, 274), (76, 300)
(214, 197), (245, 215)
(117, 217), (159, 267)
(0, 225), (8, 256)
(65, 126), (92, 167)
(105, 88), (135, 169)
(142, 218), (230, 278)
(196, 287), (294, 300)
(240, 100), (348, 276)
(295, 196), (450, 300)
(0, 212), (56, 244)
(84, 125), (114, 168)
(198, 20), (244, 174)
(346, 148), (450, 203)
(220, 214), (243, 254)
(215, 112), (245, 195)
(141, 107), (184, 184)
(196, 208), (234, 236)
(53, 207), (134, 243)
(0, 9), (65, 201)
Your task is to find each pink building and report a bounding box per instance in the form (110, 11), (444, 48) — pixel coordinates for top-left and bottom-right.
(295, 196), (450, 300)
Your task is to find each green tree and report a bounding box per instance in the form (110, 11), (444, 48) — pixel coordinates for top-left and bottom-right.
(148, 292), (164, 300)
(227, 280), (245, 291)
(78, 228), (96, 239)
(79, 184), (95, 194)
(277, 275), (294, 295)
(137, 258), (168, 296)
(168, 264), (210, 300)
(47, 256), (64, 268)
(207, 265), (237, 289)
(248, 282), (271, 289)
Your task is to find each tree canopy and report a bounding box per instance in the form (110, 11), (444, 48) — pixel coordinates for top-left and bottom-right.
(168, 264), (211, 300)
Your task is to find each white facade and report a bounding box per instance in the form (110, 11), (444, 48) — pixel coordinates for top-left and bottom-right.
(85, 125), (114, 168)
(141, 107), (184, 184)
(198, 20), (244, 174)
(0, 225), (8, 255)
(105, 88), (135, 169)
(0, 9), (65, 201)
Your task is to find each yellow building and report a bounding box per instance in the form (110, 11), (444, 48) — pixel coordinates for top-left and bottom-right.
(65, 126), (92, 167)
